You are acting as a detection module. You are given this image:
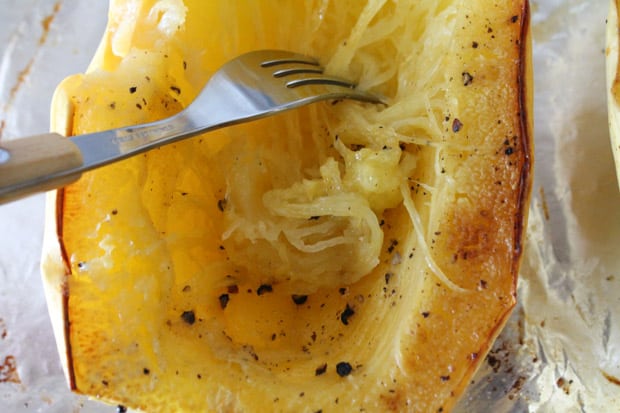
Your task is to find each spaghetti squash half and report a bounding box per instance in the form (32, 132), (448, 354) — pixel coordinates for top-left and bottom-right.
(42, 0), (532, 411)
(608, 0), (620, 189)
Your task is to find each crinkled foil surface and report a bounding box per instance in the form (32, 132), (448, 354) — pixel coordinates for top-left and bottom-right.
(0, 1), (618, 412)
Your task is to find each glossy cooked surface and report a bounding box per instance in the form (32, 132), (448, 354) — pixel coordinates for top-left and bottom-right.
(43, 1), (532, 411)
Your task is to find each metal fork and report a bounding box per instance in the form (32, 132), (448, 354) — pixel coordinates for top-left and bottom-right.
(0, 50), (383, 204)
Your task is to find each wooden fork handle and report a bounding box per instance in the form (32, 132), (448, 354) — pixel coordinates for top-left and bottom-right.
(0, 133), (83, 203)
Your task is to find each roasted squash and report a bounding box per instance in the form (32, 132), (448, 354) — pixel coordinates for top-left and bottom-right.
(42, 0), (533, 411)
(607, 0), (620, 189)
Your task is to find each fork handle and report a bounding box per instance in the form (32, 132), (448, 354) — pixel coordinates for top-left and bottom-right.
(0, 133), (84, 203)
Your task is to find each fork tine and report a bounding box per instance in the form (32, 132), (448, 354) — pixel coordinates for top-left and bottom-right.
(285, 76), (357, 89)
(258, 52), (360, 90)
(260, 56), (319, 67)
(273, 67), (324, 78)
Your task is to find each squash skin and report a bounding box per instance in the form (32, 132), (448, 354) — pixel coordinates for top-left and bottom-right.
(41, 1), (533, 412)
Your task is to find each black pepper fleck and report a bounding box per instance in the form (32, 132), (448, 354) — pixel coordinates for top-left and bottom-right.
(129, 86), (137, 94)
(387, 239), (399, 253)
(422, 311), (430, 318)
(219, 294), (230, 309)
(292, 294), (308, 305)
(440, 375), (450, 382)
(143, 368), (150, 375)
(511, 15), (519, 23)
(336, 362), (353, 377)
(340, 304), (355, 326)
(170, 85), (181, 94)
(181, 310), (196, 325)
(452, 118), (463, 133)
(257, 284), (273, 295)
(505, 147), (514, 155)
(217, 198), (227, 212)
(117, 406), (127, 413)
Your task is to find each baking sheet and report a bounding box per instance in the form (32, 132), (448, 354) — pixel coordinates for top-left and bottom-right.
(0, 0), (618, 411)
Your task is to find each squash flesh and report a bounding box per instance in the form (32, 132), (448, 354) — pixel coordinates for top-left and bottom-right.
(43, 0), (532, 412)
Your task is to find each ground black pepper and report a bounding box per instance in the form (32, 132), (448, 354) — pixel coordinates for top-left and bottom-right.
(292, 294), (308, 305)
(219, 294), (230, 309)
(340, 304), (355, 325)
(336, 362), (353, 377)
(387, 239), (399, 253)
(181, 310), (196, 325)
(452, 118), (463, 132)
(217, 198), (227, 212)
(257, 284), (273, 295)
(129, 86), (137, 94)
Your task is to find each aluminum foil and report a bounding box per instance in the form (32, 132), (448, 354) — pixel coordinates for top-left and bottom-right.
(0, 1), (618, 412)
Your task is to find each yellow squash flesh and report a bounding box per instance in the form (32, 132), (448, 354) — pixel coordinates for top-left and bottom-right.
(42, 0), (533, 411)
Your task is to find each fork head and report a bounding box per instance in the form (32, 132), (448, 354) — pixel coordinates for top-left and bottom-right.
(198, 50), (384, 121)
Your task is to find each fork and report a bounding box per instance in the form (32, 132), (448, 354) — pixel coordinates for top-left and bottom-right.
(0, 50), (383, 204)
